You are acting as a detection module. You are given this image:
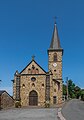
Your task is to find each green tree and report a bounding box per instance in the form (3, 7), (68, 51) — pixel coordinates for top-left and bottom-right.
(63, 84), (67, 100)
(63, 84), (67, 95)
(63, 79), (82, 99)
(68, 80), (76, 98)
(81, 89), (84, 101)
(74, 86), (81, 99)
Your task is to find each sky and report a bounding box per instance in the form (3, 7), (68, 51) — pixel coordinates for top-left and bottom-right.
(0, 0), (84, 95)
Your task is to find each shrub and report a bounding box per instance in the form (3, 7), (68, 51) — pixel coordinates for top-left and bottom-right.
(45, 101), (50, 108)
(15, 101), (21, 108)
(81, 90), (84, 101)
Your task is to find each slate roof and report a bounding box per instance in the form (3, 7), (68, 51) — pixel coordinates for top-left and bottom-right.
(0, 90), (5, 96)
(0, 90), (13, 99)
(49, 23), (61, 50)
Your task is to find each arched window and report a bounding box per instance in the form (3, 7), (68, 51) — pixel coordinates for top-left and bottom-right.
(53, 96), (57, 104)
(42, 83), (44, 87)
(32, 83), (35, 87)
(22, 84), (25, 88)
(31, 77), (36, 82)
(28, 68), (31, 74)
(36, 68), (39, 74)
(53, 53), (57, 62)
(56, 81), (60, 91)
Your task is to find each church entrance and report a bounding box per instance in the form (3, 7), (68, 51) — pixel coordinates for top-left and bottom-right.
(29, 90), (38, 106)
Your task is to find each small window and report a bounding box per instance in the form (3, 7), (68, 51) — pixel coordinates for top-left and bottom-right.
(58, 83), (60, 91)
(22, 84), (25, 88)
(54, 89), (56, 92)
(56, 81), (60, 91)
(31, 77), (36, 82)
(53, 96), (57, 104)
(32, 83), (35, 87)
(42, 84), (44, 87)
(36, 68), (39, 74)
(28, 68), (31, 74)
(53, 53), (57, 62)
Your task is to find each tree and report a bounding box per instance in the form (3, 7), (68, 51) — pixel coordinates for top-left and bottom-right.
(63, 84), (67, 95)
(63, 84), (67, 100)
(74, 86), (81, 99)
(81, 89), (84, 101)
(68, 80), (76, 98)
(63, 79), (83, 100)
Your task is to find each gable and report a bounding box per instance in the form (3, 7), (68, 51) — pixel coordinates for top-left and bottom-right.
(20, 60), (46, 75)
(0, 90), (5, 96)
(0, 90), (13, 100)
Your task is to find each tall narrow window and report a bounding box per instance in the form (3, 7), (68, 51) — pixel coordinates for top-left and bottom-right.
(53, 96), (57, 104)
(58, 82), (60, 91)
(53, 53), (57, 62)
(56, 81), (60, 91)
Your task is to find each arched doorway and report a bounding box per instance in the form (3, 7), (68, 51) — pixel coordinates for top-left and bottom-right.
(29, 90), (38, 106)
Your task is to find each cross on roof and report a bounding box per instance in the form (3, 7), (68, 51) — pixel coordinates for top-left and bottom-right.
(53, 16), (57, 24)
(32, 55), (35, 60)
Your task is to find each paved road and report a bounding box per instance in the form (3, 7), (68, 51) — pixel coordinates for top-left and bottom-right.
(0, 108), (58, 120)
(62, 99), (84, 120)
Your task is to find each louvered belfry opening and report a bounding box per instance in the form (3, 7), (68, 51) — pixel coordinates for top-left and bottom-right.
(29, 90), (38, 106)
(46, 74), (50, 102)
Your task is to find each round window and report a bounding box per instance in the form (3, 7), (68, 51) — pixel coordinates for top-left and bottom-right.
(31, 77), (36, 82)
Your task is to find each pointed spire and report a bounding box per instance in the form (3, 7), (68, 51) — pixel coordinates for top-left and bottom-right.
(49, 23), (61, 50)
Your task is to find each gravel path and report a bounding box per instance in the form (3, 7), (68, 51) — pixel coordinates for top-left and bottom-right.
(0, 108), (58, 120)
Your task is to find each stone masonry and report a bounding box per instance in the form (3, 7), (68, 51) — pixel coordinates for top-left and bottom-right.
(13, 22), (63, 107)
(0, 91), (14, 109)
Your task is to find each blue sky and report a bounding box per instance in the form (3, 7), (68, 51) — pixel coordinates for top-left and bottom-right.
(0, 0), (84, 95)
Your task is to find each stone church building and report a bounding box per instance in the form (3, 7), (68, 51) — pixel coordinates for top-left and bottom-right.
(13, 23), (63, 107)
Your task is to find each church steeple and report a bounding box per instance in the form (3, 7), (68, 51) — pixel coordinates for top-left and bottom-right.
(48, 22), (63, 104)
(49, 23), (61, 50)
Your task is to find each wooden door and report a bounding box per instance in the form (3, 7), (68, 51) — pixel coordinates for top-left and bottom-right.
(29, 90), (38, 106)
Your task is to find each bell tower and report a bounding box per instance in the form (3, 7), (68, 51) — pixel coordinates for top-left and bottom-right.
(48, 22), (63, 105)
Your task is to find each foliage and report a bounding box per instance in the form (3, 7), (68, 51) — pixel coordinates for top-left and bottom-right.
(63, 80), (81, 99)
(68, 80), (75, 98)
(63, 84), (67, 95)
(81, 89), (84, 101)
(15, 101), (21, 108)
(45, 101), (50, 108)
(74, 86), (81, 99)
(63, 84), (67, 100)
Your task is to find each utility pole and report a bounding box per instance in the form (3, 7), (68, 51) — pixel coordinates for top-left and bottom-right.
(66, 77), (69, 100)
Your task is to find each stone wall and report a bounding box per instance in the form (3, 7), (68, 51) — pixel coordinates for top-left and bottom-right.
(20, 75), (46, 107)
(48, 51), (63, 105)
(13, 50), (63, 107)
(0, 92), (14, 109)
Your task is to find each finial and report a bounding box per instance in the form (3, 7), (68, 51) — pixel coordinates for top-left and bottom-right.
(32, 55), (35, 60)
(15, 70), (19, 75)
(53, 16), (57, 25)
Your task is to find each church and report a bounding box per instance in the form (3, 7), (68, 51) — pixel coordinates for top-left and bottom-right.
(13, 22), (63, 107)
